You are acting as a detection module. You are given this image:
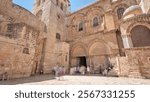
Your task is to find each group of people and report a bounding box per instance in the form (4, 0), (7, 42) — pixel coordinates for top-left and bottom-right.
(52, 64), (65, 81)
(70, 65), (88, 75)
(52, 63), (114, 80)
(102, 63), (114, 76)
(70, 63), (114, 76)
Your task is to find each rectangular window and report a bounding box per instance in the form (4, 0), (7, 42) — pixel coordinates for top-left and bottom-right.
(93, 17), (99, 27)
(56, 33), (61, 40)
(65, 55), (67, 62)
(79, 22), (84, 31)
(7, 24), (13, 32)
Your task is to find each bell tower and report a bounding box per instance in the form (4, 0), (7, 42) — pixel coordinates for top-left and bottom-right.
(32, 0), (70, 73)
(33, 0), (70, 20)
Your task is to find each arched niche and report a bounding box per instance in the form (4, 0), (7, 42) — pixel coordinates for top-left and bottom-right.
(72, 45), (87, 57)
(89, 42), (110, 56)
(88, 41), (111, 67)
(131, 25), (150, 47)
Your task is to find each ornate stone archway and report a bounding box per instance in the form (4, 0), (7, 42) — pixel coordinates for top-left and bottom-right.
(70, 43), (87, 67)
(72, 45), (87, 57)
(88, 41), (111, 70)
(121, 15), (150, 48)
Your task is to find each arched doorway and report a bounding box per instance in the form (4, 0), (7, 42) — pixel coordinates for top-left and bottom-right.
(131, 25), (150, 47)
(71, 45), (87, 67)
(89, 42), (110, 72)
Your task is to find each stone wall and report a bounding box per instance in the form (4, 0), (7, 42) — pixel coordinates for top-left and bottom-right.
(33, 0), (70, 73)
(117, 47), (150, 78)
(111, 0), (137, 28)
(0, 24), (45, 79)
(117, 57), (130, 77)
(0, 38), (34, 79)
(125, 47), (150, 78)
(54, 42), (70, 73)
(0, 0), (46, 79)
(67, 0), (121, 68)
(1, 0), (150, 79)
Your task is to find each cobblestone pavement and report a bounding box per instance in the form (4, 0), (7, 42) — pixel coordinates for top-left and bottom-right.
(0, 74), (150, 85)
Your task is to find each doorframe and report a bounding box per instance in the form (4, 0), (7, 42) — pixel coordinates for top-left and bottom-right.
(77, 56), (87, 67)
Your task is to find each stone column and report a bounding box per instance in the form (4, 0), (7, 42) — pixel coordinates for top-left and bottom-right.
(122, 34), (133, 48)
(127, 34), (133, 48)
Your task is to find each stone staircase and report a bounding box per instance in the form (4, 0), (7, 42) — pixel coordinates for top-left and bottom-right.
(128, 66), (144, 78)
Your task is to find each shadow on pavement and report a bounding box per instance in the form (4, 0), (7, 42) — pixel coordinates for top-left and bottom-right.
(0, 74), (55, 85)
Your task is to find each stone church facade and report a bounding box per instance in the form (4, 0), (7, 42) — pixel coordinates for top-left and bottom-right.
(0, 0), (150, 79)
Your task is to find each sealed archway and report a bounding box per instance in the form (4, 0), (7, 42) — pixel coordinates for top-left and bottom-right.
(89, 42), (110, 70)
(131, 25), (150, 47)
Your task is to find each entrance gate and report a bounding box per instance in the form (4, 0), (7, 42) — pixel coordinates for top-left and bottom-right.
(77, 56), (87, 67)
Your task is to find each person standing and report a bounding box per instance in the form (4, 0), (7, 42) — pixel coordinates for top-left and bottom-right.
(87, 66), (90, 75)
(59, 66), (65, 80)
(54, 64), (60, 80)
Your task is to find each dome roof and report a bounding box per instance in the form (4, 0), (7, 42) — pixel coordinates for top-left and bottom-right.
(123, 5), (143, 19)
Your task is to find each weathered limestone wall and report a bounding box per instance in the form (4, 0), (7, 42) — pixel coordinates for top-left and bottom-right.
(125, 48), (150, 78)
(66, 0), (111, 41)
(117, 57), (130, 77)
(119, 9), (150, 78)
(1, 0), (150, 79)
(0, 24), (45, 79)
(0, 0), (46, 79)
(111, 0), (137, 28)
(0, 0), (45, 31)
(120, 14), (150, 48)
(33, 0), (70, 73)
(67, 0), (120, 69)
(117, 47), (150, 78)
(0, 38), (34, 78)
(54, 42), (70, 73)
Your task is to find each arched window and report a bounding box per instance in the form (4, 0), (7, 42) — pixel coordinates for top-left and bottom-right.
(131, 25), (150, 47)
(117, 7), (125, 19)
(93, 17), (99, 27)
(79, 21), (84, 31)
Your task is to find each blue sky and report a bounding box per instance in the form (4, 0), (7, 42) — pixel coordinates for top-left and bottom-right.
(13, 0), (97, 12)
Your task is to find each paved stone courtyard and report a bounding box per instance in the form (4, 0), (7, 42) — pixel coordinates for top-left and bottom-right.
(0, 74), (150, 85)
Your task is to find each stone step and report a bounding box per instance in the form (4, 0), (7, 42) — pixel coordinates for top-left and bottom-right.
(128, 68), (143, 78)
(129, 69), (139, 71)
(129, 71), (140, 73)
(128, 75), (144, 79)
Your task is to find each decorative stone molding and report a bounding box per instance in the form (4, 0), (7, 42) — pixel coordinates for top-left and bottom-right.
(122, 14), (150, 24)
